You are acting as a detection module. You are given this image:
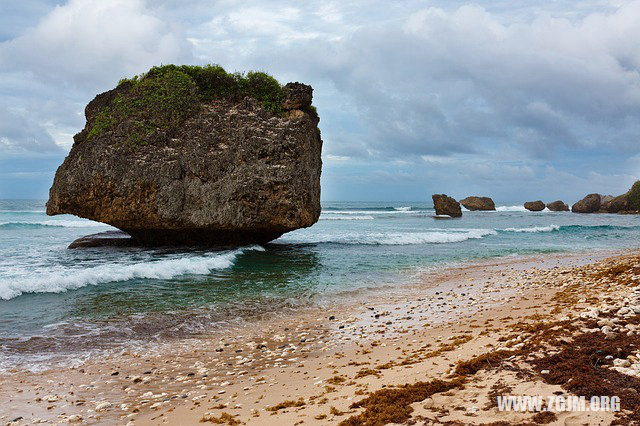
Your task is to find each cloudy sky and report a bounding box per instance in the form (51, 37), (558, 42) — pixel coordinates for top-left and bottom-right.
(1, 0), (639, 203)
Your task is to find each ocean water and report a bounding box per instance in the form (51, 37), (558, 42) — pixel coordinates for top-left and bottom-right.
(1, 199), (639, 370)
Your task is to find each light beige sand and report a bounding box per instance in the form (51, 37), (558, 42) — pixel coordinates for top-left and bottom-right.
(1, 249), (636, 425)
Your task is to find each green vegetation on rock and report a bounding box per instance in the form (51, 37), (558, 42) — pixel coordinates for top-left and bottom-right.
(628, 180), (640, 210)
(87, 64), (286, 147)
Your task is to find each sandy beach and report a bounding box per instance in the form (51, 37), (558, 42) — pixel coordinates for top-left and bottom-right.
(2, 249), (640, 425)
(4, 1), (640, 425)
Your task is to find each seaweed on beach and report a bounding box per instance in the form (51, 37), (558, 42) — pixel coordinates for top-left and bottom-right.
(339, 378), (466, 426)
(531, 317), (640, 424)
(454, 350), (520, 376)
(266, 397), (306, 412)
(199, 411), (241, 425)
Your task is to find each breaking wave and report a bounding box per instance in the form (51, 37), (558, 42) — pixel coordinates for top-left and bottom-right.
(0, 220), (110, 229)
(319, 215), (375, 220)
(495, 205), (529, 212)
(0, 246), (264, 300)
(279, 229), (497, 245)
(502, 225), (560, 233)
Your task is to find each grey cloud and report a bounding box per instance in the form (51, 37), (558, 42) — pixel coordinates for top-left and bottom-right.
(0, 106), (61, 153)
(221, 3), (640, 161)
(0, 0), (194, 156)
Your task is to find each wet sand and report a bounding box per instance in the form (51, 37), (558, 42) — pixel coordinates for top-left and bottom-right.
(2, 249), (639, 425)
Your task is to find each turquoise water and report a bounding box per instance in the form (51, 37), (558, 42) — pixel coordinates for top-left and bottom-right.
(0, 199), (639, 370)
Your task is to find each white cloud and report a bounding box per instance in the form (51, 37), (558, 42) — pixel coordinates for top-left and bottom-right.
(0, 0), (192, 89)
(0, 105), (61, 154)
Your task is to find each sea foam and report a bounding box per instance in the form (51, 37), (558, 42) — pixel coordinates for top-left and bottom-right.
(280, 229), (497, 245)
(323, 209), (424, 215)
(319, 214), (375, 220)
(503, 225), (560, 233)
(495, 205), (529, 212)
(0, 220), (111, 229)
(0, 246), (263, 300)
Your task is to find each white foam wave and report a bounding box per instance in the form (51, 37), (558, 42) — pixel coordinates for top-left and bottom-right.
(320, 215), (374, 220)
(503, 225), (560, 233)
(280, 229), (496, 245)
(0, 220), (111, 228)
(0, 210), (45, 213)
(322, 210), (426, 215)
(495, 205), (528, 212)
(394, 206), (411, 211)
(0, 246), (263, 300)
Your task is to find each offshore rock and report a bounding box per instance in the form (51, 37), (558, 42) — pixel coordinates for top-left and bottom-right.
(546, 200), (569, 212)
(47, 68), (322, 246)
(600, 195), (614, 205)
(601, 181), (640, 214)
(460, 196), (495, 211)
(432, 194), (462, 218)
(572, 194), (601, 213)
(524, 200), (545, 211)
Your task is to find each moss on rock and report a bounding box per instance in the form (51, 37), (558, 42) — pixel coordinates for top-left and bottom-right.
(87, 64), (287, 147)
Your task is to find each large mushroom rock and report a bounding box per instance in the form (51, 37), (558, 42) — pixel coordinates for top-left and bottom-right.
(571, 194), (601, 213)
(524, 200), (545, 211)
(546, 200), (569, 212)
(47, 65), (323, 246)
(460, 196), (495, 211)
(601, 181), (640, 213)
(432, 194), (462, 217)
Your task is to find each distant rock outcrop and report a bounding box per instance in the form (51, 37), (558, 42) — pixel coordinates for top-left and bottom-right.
(524, 200), (545, 211)
(600, 195), (614, 206)
(47, 65), (323, 246)
(546, 200), (569, 212)
(460, 196), (495, 211)
(571, 194), (601, 213)
(601, 181), (640, 214)
(432, 194), (462, 217)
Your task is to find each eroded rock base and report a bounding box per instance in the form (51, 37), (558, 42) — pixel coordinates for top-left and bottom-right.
(69, 229), (282, 248)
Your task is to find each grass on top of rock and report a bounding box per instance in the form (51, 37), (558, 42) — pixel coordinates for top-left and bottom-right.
(87, 64), (286, 147)
(628, 180), (640, 211)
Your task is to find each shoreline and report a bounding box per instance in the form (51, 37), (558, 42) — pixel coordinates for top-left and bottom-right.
(1, 248), (639, 425)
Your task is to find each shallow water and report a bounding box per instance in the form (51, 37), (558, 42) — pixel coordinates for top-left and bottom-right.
(0, 199), (639, 370)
